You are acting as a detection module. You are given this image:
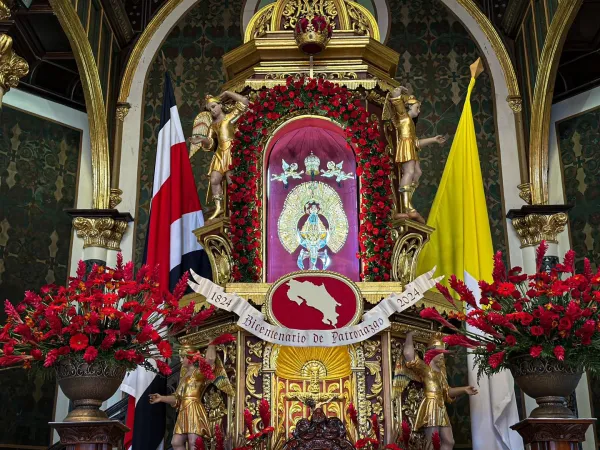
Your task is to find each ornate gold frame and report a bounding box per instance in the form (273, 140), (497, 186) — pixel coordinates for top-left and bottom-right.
(260, 113), (358, 282)
(527, 0), (584, 205)
(263, 270), (364, 327)
(49, 0), (111, 209)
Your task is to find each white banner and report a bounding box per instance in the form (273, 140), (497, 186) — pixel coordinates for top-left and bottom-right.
(188, 268), (442, 347)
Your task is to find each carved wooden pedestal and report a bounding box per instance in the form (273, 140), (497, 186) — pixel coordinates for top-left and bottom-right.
(511, 418), (596, 450)
(390, 218), (434, 284)
(50, 420), (128, 450)
(193, 217), (233, 286)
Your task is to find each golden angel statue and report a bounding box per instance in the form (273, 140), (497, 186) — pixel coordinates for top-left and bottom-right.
(188, 91), (249, 221)
(149, 345), (234, 450)
(383, 86), (447, 220)
(402, 331), (478, 450)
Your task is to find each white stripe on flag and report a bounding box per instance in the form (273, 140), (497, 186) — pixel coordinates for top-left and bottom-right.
(169, 211), (205, 271)
(465, 271), (523, 450)
(153, 105), (185, 197)
(120, 360), (158, 404)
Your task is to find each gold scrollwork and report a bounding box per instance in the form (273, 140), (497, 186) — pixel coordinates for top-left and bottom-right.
(179, 322), (239, 347)
(0, 0), (14, 20)
(72, 217), (128, 251)
(245, 361), (263, 400)
(204, 385), (228, 424)
(116, 102), (130, 121)
(507, 95), (523, 113)
(109, 188), (123, 209)
(517, 183), (532, 205)
(193, 218), (234, 286)
(0, 34), (28, 104)
(280, 0), (338, 30)
(510, 213), (569, 248)
(390, 219), (434, 284)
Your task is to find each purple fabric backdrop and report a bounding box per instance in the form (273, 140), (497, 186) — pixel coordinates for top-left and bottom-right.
(266, 119), (360, 282)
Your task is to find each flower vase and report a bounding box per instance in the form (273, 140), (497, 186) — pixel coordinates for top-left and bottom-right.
(56, 357), (127, 422)
(509, 355), (582, 419)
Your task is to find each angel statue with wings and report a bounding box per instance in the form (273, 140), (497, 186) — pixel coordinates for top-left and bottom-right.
(400, 331), (478, 450)
(188, 91), (249, 221)
(320, 161), (354, 187)
(271, 159), (304, 188)
(149, 344), (234, 450)
(383, 86), (447, 220)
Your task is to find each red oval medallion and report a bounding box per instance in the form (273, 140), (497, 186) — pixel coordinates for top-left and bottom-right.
(267, 273), (361, 330)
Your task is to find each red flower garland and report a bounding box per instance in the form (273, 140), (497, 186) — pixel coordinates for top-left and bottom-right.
(229, 77), (393, 282)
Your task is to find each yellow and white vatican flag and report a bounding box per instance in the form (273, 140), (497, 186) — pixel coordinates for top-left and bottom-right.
(416, 59), (523, 450)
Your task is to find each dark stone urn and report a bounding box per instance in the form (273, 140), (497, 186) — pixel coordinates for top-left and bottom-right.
(56, 357), (127, 422)
(509, 355), (582, 418)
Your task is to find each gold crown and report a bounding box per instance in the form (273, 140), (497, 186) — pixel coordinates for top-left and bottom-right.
(294, 16), (332, 55)
(205, 94), (220, 105)
(427, 332), (446, 350)
(405, 95), (420, 106)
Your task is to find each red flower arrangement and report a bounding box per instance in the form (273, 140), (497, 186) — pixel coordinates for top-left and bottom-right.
(0, 254), (216, 374)
(229, 77), (393, 282)
(421, 241), (600, 377)
(234, 401), (274, 450)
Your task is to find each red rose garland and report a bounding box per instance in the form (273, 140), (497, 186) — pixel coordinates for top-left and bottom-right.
(228, 77), (393, 282)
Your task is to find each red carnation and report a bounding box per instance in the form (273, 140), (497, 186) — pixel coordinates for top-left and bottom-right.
(158, 341), (173, 358)
(553, 345), (565, 361)
(530, 326), (544, 336)
(69, 333), (89, 351)
(488, 351), (505, 369)
(31, 349), (43, 360)
(83, 346), (98, 363)
(530, 345), (543, 358)
(505, 335), (517, 346)
(156, 360), (172, 376)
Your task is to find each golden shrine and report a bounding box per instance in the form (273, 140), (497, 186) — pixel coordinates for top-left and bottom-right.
(180, 0), (451, 447)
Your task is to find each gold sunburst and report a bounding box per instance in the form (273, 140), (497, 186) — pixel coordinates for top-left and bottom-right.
(275, 346), (351, 380)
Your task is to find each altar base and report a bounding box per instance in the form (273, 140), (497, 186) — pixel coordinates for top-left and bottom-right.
(50, 420), (128, 450)
(511, 418), (596, 450)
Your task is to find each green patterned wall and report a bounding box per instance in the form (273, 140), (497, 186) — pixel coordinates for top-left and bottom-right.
(0, 105), (80, 447)
(557, 107), (600, 441)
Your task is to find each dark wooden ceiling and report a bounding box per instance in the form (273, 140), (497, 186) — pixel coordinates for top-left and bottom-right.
(554, 0), (600, 102)
(0, 0), (85, 110)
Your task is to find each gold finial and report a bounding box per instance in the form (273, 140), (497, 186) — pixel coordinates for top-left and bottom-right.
(427, 332), (446, 350)
(470, 57), (484, 79)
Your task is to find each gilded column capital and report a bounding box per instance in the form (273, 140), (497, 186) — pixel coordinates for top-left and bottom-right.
(116, 102), (130, 121)
(518, 183), (532, 205)
(67, 209), (133, 251)
(507, 205), (572, 248)
(0, 34), (29, 103)
(507, 95), (523, 113)
(193, 218), (233, 286)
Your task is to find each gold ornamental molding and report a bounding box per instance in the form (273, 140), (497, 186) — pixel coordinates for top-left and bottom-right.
(49, 0), (111, 210)
(117, 0), (184, 104)
(510, 213), (568, 248)
(68, 209), (133, 250)
(528, 0), (584, 205)
(455, 0), (521, 107)
(0, 0), (14, 20)
(72, 217), (129, 251)
(0, 34), (29, 105)
(244, 0), (380, 43)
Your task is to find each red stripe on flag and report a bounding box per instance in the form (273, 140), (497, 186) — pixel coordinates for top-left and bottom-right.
(124, 395), (136, 450)
(146, 141), (201, 290)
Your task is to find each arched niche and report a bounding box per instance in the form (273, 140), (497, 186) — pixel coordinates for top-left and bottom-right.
(264, 116), (360, 282)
